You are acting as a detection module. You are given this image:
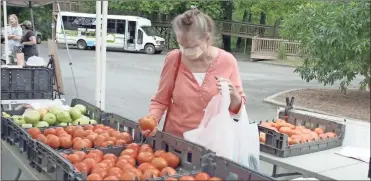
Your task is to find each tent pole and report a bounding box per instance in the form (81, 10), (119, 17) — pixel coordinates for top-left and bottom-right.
(95, 1), (102, 108)
(29, 1), (35, 31)
(3, 0), (9, 64)
(100, 0), (108, 111)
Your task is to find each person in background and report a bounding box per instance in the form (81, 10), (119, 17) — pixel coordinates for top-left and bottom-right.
(140, 8), (246, 138)
(21, 20), (39, 61)
(6, 14), (23, 54)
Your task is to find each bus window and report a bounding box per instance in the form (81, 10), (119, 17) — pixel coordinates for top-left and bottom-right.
(117, 20), (126, 34)
(62, 16), (78, 30)
(107, 19), (116, 33)
(138, 29), (143, 44)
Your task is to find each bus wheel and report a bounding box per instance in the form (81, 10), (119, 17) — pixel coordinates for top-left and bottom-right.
(77, 40), (87, 50)
(144, 44), (155, 54)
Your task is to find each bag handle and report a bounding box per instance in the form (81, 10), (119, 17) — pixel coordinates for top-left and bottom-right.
(162, 51), (182, 131)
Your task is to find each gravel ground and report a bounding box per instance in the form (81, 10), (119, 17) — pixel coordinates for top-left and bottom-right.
(274, 88), (370, 121)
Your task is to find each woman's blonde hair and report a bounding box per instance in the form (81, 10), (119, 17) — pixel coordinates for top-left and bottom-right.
(172, 8), (215, 44)
(8, 14), (19, 25)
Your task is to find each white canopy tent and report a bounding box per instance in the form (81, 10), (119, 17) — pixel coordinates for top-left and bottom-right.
(1, 0), (108, 110)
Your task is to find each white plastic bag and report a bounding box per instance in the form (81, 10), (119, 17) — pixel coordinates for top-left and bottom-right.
(184, 82), (260, 171)
(26, 56), (46, 66)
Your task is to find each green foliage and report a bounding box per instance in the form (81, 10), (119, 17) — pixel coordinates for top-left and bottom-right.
(277, 43), (287, 60)
(280, 1), (371, 92)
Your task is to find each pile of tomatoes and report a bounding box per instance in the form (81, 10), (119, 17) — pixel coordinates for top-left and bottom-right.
(165, 172), (222, 181)
(27, 124), (133, 150)
(259, 119), (338, 145)
(60, 143), (185, 180)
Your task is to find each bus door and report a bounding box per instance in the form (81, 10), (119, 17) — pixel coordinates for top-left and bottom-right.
(126, 21), (137, 51)
(115, 19), (126, 48)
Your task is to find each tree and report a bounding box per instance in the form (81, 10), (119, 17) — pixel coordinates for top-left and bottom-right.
(280, 1), (370, 92)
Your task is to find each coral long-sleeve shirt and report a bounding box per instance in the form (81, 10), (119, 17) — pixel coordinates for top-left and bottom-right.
(149, 49), (246, 138)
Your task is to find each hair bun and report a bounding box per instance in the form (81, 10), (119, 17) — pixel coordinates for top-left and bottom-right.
(181, 12), (193, 25)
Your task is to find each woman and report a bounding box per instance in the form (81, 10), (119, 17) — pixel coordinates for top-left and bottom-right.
(140, 9), (246, 138)
(21, 20), (39, 62)
(6, 14), (23, 54)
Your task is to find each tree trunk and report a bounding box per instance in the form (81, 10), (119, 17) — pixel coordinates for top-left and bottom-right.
(259, 12), (266, 36)
(222, 2), (233, 52)
(236, 11), (248, 51)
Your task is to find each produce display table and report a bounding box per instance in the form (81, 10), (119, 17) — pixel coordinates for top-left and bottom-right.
(1, 140), (53, 180)
(260, 147), (369, 180)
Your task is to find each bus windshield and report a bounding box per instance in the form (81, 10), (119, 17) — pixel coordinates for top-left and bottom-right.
(141, 26), (157, 36)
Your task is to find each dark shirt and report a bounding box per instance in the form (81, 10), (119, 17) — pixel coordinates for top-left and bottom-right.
(21, 30), (39, 60)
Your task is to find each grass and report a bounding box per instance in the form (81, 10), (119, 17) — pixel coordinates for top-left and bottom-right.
(262, 57), (303, 67)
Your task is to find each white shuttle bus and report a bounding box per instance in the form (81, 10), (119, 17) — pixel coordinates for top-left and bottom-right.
(56, 11), (166, 54)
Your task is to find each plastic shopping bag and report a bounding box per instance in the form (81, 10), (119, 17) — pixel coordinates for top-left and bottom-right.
(184, 82), (260, 171)
(26, 56), (46, 66)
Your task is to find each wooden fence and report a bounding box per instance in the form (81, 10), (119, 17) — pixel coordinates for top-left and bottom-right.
(251, 37), (301, 60)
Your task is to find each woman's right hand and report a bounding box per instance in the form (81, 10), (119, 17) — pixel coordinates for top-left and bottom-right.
(139, 115), (158, 137)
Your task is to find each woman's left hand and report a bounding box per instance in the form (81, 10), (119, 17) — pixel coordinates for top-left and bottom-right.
(215, 76), (240, 101)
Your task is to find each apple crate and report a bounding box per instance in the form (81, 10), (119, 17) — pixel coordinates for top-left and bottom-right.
(1, 67), (54, 100)
(156, 155), (275, 181)
(259, 109), (346, 158)
(49, 130), (211, 181)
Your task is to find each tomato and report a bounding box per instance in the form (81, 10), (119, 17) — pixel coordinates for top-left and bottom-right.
(74, 130), (86, 138)
(115, 132), (132, 144)
(292, 129), (303, 135)
(118, 156), (136, 166)
(65, 125), (76, 135)
(109, 130), (120, 137)
(100, 132), (110, 139)
(93, 163), (109, 171)
(126, 143), (140, 153)
(194, 172), (210, 180)
(84, 130), (94, 137)
(86, 152), (103, 163)
(178, 176), (195, 181)
(285, 123), (296, 129)
(94, 135), (107, 147)
(106, 137), (117, 144)
(47, 135), (60, 149)
(314, 127), (325, 135)
(89, 150), (104, 157)
(36, 134), (47, 144)
(102, 141), (115, 147)
(44, 128), (56, 136)
(137, 152), (155, 164)
(84, 125), (94, 130)
(291, 139), (302, 145)
(86, 134), (97, 143)
(87, 173), (102, 181)
(325, 132), (337, 138)
(160, 167), (177, 176)
(122, 171), (139, 181)
(269, 122), (280, 130)
(162, 152), (180, 168)
(208, 177), (222, 180)
(139, 115), (157, 131)
(74, 151), (87, 161)
(75, 162), (89, 174)
(319, 133), (328, 139)
(27, 128), (41, 139)
(91, 168), (108, 178)
(151, 157), (168, 171)
(67, 154), (80, 164)
(279, 127), (293, 136)
(73, 140), (87, 150)
(55, 127), (65, 134)
(120, 149), (138, 159)
(108, 167), (124, 178)
(142, 168), (160, 179)
(115, 140), (127, 146)
(103, 153), (118, 163)
(72, 137), (83, 144)
(93, 128), (105, 135)
(83, 158), (97, 172)
(100, 159), (115, 168)
(60, 136), (72, 149)
(137, 163), (156, 173)
(103, 176), (118, 181)
(116, 160), (134, 171)
(139, 144), (153, 153)
(154, 150), (166, 157)
(83, 139), (93, 148)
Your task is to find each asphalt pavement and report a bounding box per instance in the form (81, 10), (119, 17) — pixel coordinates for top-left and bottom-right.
(35, 43), (362, 126)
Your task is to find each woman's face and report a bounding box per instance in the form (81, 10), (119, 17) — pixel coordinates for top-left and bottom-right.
(8, 16), (17, 25)
(177, 33), (208, 60)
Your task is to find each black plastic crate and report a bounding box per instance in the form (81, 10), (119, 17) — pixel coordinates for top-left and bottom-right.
(158, 156), (275, 181)
(259, 109), (346, 157)
(1, 67), (54, 100)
